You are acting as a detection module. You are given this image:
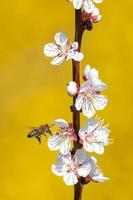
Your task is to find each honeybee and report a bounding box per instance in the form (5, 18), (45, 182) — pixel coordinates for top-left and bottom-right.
(27, 124), (53, 144)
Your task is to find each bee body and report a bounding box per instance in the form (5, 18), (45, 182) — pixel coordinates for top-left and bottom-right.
(27, 124), (52, 143)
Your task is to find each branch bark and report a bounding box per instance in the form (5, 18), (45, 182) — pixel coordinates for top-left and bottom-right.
(72, 9), (84, 200)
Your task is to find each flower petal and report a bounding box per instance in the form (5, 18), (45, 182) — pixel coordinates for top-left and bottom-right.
(63, 172), (78, 186)
(51, 155), (65, 176)
(48, 134), (63, 151)
(72, 52), (84, 61)
(92, 143), (104, 154)
(54, 32), (68, 46)
(93, 0), (103, 3)
(60, 138), (71, 155)
(44, 43), (58, 57)
(75, 95), (84, 111)
(54, 119), (69, 128)
(82, 97), (96, 118)
(72, 42), (78, 50)
(92, 95), (108, 110)
(77, 160), (91, 177)
(51, 55), (65, 65)
(84, 65), (99, 80)
(74, 149), (88, 164)
(73, 0), (83, 9)
(84, 143), (94, 152)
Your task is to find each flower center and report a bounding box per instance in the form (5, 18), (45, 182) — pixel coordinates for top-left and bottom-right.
(85, 132), (93, 143)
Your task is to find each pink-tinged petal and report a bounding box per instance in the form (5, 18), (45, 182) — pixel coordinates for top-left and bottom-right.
(74, 149), (88, 164)
(54, 32), (68, 46)
(60, 138), (71, 155)
(54, 119), (69, 128)
(51, 55), (65, 65)
(63, 172), (78, 186)
(48, 134), (63, 151)
(92, 95), (108, 110)
(44, 43), (58, 57)
(92, 143), (104, 154)
(68, 133), (77, 141)
(75, 95), (84, 111)
(73, 0), (83, 9)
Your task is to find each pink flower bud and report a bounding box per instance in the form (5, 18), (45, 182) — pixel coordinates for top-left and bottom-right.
(67, 81), (78, 96)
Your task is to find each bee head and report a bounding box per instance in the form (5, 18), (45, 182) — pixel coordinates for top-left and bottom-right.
(27, 134), (31, 138)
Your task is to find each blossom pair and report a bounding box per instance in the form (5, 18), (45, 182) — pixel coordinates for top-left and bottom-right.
(67, 65), (108, 118)
(48, 118), (110, 155)
(52, 149), (109, 186)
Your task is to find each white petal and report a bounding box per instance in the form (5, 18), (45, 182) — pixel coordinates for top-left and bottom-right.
(75, 149), (87, 164)
(93, 0), (103, 3)
(60, 138), (71, 155)
(72, 42), (78, 50)
(54, 32), (68, 46)
(51, 55), (65, 65)
(84, 0), (95, 13)
(77, 160), (91, 177)
(54, 119), (69, 128)
(44, 43), (58, 57)
(72, 52), (84, 61)
(63, 172), (78, 186)
(48, 134), (63, 151)
(51, 163), (64, 176)
(79, 80), (91, 93)
(75, 95), (84, 111)
(51, 155), (65, 176)
(92, 95), (108, 110)
(82, 97), (96, 118)
(93, 175), (110, 182)
(73, 0), (83, 9)
(84, 143), (94, 152)
(93, 82), (107, 92)
(84, 65), (98, 80)
(92, 143), (104, 154)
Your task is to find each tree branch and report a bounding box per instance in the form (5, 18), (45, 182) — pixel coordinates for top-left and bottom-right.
(72, 9), (84, 200)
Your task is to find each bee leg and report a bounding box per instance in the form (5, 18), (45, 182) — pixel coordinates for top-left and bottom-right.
(35, 136), (41, 144)
(47, 130), (53, 136)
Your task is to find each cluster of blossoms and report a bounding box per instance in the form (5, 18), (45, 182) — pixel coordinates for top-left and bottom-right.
(43, 0), (112, 186)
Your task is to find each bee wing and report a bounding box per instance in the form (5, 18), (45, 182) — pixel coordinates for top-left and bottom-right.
(27, 126), (38, 129)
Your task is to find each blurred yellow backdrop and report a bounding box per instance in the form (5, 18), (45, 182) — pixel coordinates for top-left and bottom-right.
(0, 0), (132, 199)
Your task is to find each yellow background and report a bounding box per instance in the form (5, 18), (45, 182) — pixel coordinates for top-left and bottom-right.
(0, 0), (132, 199)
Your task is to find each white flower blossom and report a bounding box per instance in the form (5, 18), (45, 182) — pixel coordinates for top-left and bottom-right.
(75, 65), (108, 118)
(51, 149), (92, 186)
(84, 156), (110, 182)
(67, 81), (79, 96)
(78, 117), (111, 154)
(44, 32), (83, 65)
(69, 0), (103, 13)
(48, 119), (77, 155)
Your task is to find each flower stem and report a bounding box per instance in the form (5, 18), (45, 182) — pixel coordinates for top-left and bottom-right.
(72, 9), (84, 200)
